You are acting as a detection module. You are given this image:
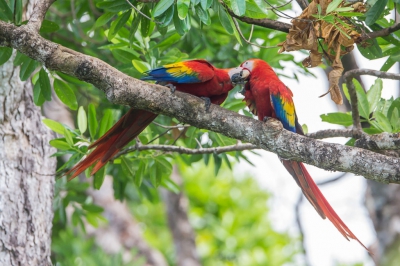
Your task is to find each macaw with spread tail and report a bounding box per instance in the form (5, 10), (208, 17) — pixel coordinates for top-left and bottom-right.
(232, 58), (368, 251)
(66, 59), (243, 180)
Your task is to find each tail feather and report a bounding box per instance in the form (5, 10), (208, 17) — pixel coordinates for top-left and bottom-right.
(281, 160), (369, 251)
(65, 109), (158, 180)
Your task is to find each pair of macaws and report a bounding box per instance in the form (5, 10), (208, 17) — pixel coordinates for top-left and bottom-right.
(66, 59), (367, 251)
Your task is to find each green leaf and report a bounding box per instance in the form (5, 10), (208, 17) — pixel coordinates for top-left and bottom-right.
(334, 7), (355, 12)
(88, 103), (98, 139)
(94, 165), (107, 189)
(49, 139), (72, 150)
(201, 0), (212, 10)
(43, 118), (67, 135)
(40, 20), (60, 33)
(14, 0), (22, 25)
(366, 78), (382, 112)
(98, 109), (113, 138)
(153, 0), (174, 17)
(380, 52), (400, 71)
(108, 10), (131, 41)
(213, 153), (222, 176)
(96, 0), (130, 12)
(390, 107), (400, 131)
(132, 60), (150, 73)
(326, 0), (342, 14)
(140, 5), (152, 37)
(177, 0), (190, 19)
(77, 106), (87, 134)
(158, 4), (174, 27)
(155, 33), (181, 49)
(57, 71), (87, 85)
(0, 0), (13, 21)
(54, 79), (78, 110)
(39, 68), (52, 101)
(231, 0), (246, 16)
(33, 80), (45, 106)
(173, 6), (186, 36)
(121, 157), (136, 178)
(342, 83), (351, 102)
(219, 4), (233, 34)
(195, 5), (211, 25)
(134, 162), (145, 187)
(374, 111), (392, 132)
(357, 39), (383, 59)
(64, 128), (74, 146)
(353, 79), (370, 119)
(365, 0), (388, 26)
(320, 112), (353, 126)
(13, 51), (27, 66)
(0, 47), (12, 65)
(82, 204), (104, 213)
(94, 12), (115, 28)
(19, 57), (39, 81)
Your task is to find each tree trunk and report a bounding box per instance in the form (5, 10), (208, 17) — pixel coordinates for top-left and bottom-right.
(0, 53), (56, 264)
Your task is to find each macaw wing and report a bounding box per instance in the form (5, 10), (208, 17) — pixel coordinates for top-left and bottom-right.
(270, 82), (297, 132)
(141, 59), (215, 83)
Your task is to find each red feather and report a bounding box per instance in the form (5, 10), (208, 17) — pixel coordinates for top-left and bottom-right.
(241, 59), (368, 251)
(66, 60), (235, 179)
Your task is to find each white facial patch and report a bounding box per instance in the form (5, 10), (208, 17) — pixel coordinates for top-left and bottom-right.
(228, 67), (245, 78)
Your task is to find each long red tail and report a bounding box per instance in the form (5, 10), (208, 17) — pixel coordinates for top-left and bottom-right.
(281, 160), (369, 251)
(66, 109), (158, 180)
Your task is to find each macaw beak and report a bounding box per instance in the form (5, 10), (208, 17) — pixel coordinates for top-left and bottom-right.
(231, 69), (250, 84)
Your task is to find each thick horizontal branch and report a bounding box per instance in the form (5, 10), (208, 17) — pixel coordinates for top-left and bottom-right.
(355, 133), (400, 150)
(1, 21), (400, 183)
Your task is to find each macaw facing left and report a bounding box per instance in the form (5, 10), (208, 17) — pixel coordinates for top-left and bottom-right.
(234, 58), (368, 251)
(65, 59), (243, 180)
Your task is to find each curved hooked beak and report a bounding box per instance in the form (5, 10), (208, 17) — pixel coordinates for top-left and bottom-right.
(231, 69), (250, 84)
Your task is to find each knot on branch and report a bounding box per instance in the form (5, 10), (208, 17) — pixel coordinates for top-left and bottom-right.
(263, 118), (284, 137)
(76, 60), (93, 79)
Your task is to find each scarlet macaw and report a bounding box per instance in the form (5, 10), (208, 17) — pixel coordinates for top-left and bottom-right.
(234, 58), (367, 250)
(66, 59), (243, 179)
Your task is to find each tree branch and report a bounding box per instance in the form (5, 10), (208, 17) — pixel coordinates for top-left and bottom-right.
(219, 1), (291, 33)
(116, 142), (257, 158)
(360, 23), (400, 42)
(343, 69), (400, 137)
(2, 21), (400, 183)
(27, 0), (56, 31)
(295, 0), (309, 10)
(307, 129), (353, 139)
(355, 133), (400, 150)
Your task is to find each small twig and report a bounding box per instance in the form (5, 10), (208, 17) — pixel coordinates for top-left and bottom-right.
(147, 128), (172, 144)
(171, 129), (186, 146)
(27, 0), (56, 31)
(360, 23), (400, 42)
(307, 129), (353, 139)
(115, 142), (258, 158)
(232, 18), (278, 49)
(152, 122), (190, 129)
(125, 0), (161, 24)
(219, 0), (291, 33)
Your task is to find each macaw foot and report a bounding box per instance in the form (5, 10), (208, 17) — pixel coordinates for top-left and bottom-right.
(200, 97), (212, 112)
(164, 84), (176, 93)
(263, 116), (272, 122)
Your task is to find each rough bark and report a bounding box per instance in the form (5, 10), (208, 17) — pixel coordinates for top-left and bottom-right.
(0, 53), (56, 265)
(0, 0), (56, 264)
(86, 177), (168, 266)
(0, 22), (399, 183)
(161, 167), (200, 266)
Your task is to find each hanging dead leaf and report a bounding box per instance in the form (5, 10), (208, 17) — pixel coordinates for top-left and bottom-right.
(277, 0), (365, 105)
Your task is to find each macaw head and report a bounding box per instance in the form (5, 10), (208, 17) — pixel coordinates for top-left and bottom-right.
(227, 66), (249, 85)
